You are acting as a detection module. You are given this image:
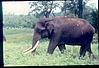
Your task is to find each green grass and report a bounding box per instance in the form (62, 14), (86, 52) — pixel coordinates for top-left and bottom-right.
(3, 28), (99, 66)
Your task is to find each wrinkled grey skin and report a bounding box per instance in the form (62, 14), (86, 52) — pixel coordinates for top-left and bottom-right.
(29, 16), (95, 58)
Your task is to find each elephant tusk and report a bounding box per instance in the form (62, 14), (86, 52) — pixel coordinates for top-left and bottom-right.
(24, 47), (33, 53)
(23, 41), (40, 54)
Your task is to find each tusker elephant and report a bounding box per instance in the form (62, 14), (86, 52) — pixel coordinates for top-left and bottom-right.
(24, 16), (95, 58)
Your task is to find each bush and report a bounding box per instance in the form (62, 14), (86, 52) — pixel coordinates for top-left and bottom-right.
(83, 6), (98, 32)
(3, 15), (38, 28)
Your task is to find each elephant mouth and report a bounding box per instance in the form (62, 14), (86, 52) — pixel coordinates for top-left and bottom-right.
(23, 41), (40, 54)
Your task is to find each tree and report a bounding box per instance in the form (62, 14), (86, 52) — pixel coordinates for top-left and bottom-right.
(90, 9), (98, 32)
(61, 0), (67, 16)
(28, 1), (61, 18)
(61, 0), (75, 16)
(61, 0), (83, 17)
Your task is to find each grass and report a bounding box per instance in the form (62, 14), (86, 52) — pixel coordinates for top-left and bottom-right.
(3, 28), (99, 66)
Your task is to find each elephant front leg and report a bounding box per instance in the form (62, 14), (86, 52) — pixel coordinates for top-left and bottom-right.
(47, 39), (58, 54)
(47, 29), (61, 54)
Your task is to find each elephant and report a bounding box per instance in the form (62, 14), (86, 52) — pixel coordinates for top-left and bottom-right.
(24, 16), (95, 58)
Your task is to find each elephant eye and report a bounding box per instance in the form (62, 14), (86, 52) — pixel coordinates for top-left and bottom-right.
(41, 24), (45, 27)
(38, 21), (45, 27)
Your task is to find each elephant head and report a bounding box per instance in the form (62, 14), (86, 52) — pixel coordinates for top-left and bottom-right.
(24, 18), (54, 54)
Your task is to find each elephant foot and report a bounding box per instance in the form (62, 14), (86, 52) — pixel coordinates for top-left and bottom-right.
(47, 49), (54, 54)
(79, 56), (85, 60)
(46, 53), (52, 56)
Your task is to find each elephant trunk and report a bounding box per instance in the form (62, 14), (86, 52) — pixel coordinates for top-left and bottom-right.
(23, 30), (41, 54)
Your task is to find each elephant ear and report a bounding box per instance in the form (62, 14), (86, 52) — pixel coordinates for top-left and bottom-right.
(45, 22), (54, 36)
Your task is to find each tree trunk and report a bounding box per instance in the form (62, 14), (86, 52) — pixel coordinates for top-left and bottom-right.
(64, 0), (67, 16)
(74, 0), (78, 17)
(78, 0), (83, 18)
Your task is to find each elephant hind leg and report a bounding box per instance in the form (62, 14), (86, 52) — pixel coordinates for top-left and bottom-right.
(79, 44), (88, 58)
(79, 36), (93, 58)
(87, 44), (96, 59)
(58, 44), (66, 54)
(79, 42), (95, 59)
(86, 44), (92, 57)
